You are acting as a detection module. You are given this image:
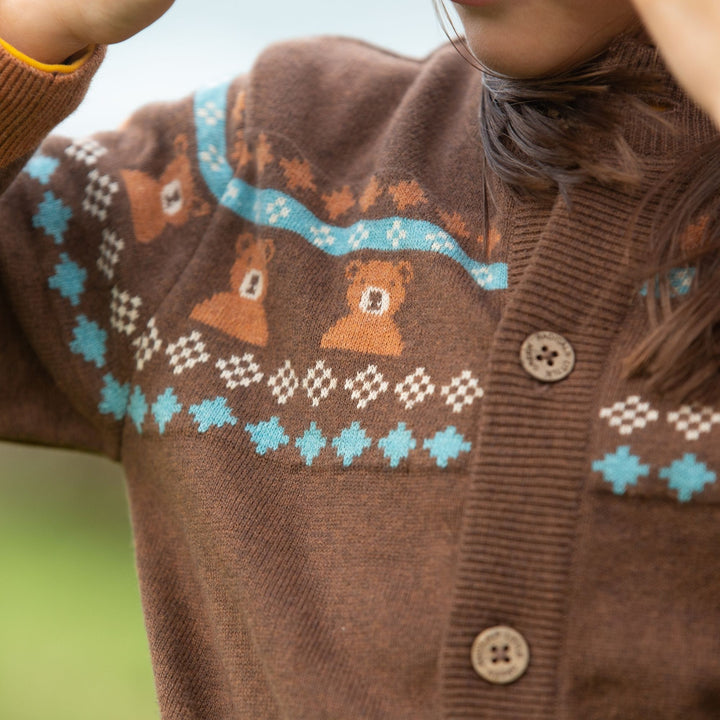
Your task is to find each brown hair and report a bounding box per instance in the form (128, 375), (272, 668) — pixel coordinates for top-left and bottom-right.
(433, 0), (720, 402)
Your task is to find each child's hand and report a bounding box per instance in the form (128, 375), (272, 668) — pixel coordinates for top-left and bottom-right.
(0, 0), (175, 65)
(631, 0), (720, 128)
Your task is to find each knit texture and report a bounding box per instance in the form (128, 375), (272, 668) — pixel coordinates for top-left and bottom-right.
(1, 35), (719, 719)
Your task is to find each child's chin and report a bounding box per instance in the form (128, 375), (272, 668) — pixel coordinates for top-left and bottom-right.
(465, 36), (609, 79)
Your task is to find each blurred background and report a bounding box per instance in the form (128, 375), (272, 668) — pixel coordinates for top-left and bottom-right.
(0, 1), (445, 717)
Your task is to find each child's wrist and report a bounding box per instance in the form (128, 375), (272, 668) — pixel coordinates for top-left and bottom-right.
(0, 31), (88, 67)
(0, 37), (96, 73)
(0, 3), (89, 66)
(0, 35), (94, 73)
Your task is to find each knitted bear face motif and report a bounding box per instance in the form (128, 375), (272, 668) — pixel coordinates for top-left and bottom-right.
(321, 259), (414, 357)
(121, 134), (209, 244)
(190, 234), (275, 347)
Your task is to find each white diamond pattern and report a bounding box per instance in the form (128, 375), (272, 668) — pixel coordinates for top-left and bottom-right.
(441, 370), (483, 414)
(345, 365), (389, 410)
(302, 360), (337, 407)
(97, 228), (125, 280)
(395, 367), (435, 410)
(65, 138), (107, 166)
(110, 286), (142, 336)
(166, 331), (210, 375)
(132, 318), (162, 371)
(83, 169), (119, 222)
(599, 395), (659, 435)
(216, 353), (264, 390)
(667, 405), (720, 441)
(268, 360), (300, 405)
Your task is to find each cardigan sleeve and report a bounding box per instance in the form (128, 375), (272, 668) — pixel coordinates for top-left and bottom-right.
(0, 41), (239, 459)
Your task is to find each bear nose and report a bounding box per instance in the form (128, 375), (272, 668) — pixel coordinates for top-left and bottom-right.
(367, 290), (383, 311)
(240, 269), (264, 300)
(360, 286), (390, 316)
(161, 179), (183, 216)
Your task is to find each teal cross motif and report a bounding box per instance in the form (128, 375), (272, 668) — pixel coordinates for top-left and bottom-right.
(48, 253), (86, 306)
(152, 389), (182, 435)
(189, 397), (237, 434)
(24, 154), (59, 185)
(423, 426), (471, 468)
(69, 315), (107, 368)
(378, 423), (417, 468)
(127, 387), (148, 434)
(592, 446), (650, 495)
(33, 191), (73, 244)
(332, 422), (372, 467)
(295, 422), (327, 466)
(245, 417), (290, 456)
(98, 373), (130, 421)
(660, 454), (716, 503)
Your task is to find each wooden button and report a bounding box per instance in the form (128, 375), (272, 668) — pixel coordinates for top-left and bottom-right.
(520, 331), (575, 383)
(471, 626), (530, 685)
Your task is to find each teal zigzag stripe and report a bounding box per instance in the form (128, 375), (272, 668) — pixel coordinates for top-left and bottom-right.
(193, 83), (507, 291)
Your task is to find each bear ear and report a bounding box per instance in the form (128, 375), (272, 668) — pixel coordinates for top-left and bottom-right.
(174, 134), (189, 155)
(396, 261), (414, 285)
(262, 238), (276, 263)
(345, 259), (365, 282)
(235, 232), (255, 255)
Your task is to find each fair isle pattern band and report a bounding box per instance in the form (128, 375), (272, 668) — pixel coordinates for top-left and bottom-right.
(193, 83), (508, 292)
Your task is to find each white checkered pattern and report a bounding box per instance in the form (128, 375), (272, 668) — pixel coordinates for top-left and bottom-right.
(110, 286), (142, 336)
(309, 225), (335, 249)
(196, 101), (224, 127)
(441, 370), (483, 414)
(166, 331), (210, 375)
(97, 228), (125, 281)
(303, 360), (338, 407)
(266, 198), (291, 225)
(65, 138), (107, 166)
(83, 169), (119, 222)
(667, 405), (720, 441)
(268, 360), (300, 405)
(216, 353), (264, 390)
(198, 145), (227, 174)
(132, 318), (162, 372)
(395, 367), (435, 410)
(599, 395), (659, 435)
(345, 365), (389, 410)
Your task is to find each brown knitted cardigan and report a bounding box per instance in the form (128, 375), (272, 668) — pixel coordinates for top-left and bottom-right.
(1, 33), (719, 719)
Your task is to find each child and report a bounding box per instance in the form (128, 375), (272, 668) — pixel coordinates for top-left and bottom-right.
(1, 0), (720, 717)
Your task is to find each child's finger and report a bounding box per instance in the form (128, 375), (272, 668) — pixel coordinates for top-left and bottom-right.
(631, 0), (720, 127)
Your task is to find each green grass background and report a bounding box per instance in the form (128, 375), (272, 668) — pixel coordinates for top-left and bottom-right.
(0, 442), (158, 719)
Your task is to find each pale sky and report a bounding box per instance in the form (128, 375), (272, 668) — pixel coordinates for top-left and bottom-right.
(58, 0), (447, 136)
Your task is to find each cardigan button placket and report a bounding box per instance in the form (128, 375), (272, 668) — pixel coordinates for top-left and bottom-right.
(470, 625), (530, 685)
(520, 331), (575, 383)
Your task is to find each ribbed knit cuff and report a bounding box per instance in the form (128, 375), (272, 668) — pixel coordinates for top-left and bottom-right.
(0, 42), (106, 166)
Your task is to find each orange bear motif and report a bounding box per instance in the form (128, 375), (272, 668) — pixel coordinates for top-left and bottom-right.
(190, 234), (275, 347)
(121, 135), (209, 244)
(321, 259), (413, 357)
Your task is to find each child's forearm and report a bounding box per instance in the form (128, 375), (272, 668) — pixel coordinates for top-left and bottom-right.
(0, 0), (175, 64)
(0, 0), (175, 168)
(0, 0), (89, 64)
(0, 43), (104, 183)
(631, 0), (720, 129)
